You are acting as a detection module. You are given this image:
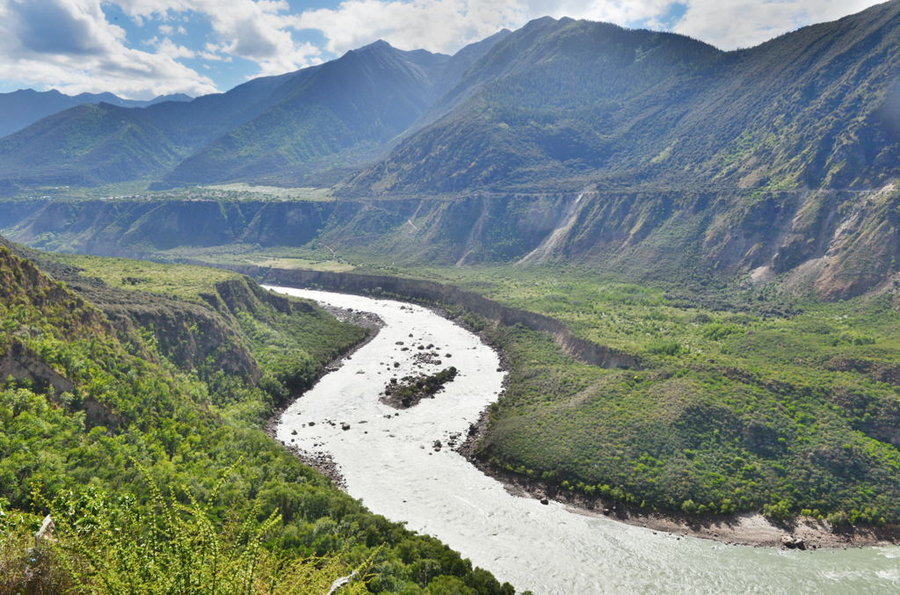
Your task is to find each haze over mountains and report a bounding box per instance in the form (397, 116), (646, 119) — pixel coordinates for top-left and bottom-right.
(0, 89), (192, 139)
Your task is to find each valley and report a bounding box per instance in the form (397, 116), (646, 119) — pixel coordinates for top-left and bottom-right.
(270, 286), (900, 594)
(0, 2), (898, 592)
(0, 243), (515, 593)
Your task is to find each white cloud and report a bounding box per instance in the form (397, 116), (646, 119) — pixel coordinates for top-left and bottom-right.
(157, 23), (186, 36)
(289, 0), (882, 57)
(150, 36), (197, 59)
(292, 0), (522, 55)
(674, 0), (883, 49)
(0, 0), (216, 98)
(113, 0), (323, 74)
(0, 0), (885, 98)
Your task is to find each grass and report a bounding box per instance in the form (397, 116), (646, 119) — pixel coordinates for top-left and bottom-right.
(3, 183), (334, 204)
(46, 253), (242, 303)
(201, 184), (335, 201)
(249, 257), (355, 272)
(144, 244), (358, 274)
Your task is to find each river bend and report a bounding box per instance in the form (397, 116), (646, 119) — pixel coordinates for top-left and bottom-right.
(269, 286), (898, 594)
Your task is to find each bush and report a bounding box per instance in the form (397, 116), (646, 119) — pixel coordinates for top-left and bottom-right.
(646, 340), (684, 356)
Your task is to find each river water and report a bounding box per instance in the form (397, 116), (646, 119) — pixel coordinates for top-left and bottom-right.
(268, 286), (899, 594)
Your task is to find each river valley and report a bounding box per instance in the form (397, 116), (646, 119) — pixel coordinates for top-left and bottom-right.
(269, 286), (899, 594)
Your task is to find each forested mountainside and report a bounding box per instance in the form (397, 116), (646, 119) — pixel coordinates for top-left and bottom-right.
(0, 3), (896, 299)
(348, 2), (899, 194)
(0, 236), (514, 593)
(0, 33), (508, 189)
(0, 3), (895, 193)
(0, 89), (191, 138)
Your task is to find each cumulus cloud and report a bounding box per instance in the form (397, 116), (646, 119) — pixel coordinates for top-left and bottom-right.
(289, 0), (882, 56)
(0, 0), (216, 98)
(674, 0), (883, 49)
(114, 0), (323, 74)
(149, 36), (196, 60)
(0, 0), (885, 98)
(292, 0), (521, 55)
(290, 0), (672, 56)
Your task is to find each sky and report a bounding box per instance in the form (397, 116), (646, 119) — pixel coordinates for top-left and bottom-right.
(0, 0), (886, 99)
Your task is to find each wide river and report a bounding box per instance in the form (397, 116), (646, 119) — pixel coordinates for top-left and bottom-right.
(269, 286), (899, 594)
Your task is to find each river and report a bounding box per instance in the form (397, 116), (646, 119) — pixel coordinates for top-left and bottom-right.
(268, 286), (899, 594)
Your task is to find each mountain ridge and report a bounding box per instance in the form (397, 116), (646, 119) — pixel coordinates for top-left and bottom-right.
(1, 6), (895, 193)
(347, 3), (898, 195)
(0, 4), (896, 299)
(0, 88), (192, 138)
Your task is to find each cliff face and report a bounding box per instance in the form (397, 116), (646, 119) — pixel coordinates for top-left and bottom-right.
(4, 186), (896, 300)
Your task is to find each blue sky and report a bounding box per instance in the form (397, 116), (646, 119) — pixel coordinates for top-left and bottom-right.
(0, 0), (884, 99)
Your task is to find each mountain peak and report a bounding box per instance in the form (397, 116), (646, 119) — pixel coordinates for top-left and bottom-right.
(357, 39), (393, 52)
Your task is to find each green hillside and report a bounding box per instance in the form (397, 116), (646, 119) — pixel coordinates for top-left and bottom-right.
(348, 2), (899, 194)
(0, 239), (514, 593)
(162, 42), (447, 187)
(435, 267), (899, 525)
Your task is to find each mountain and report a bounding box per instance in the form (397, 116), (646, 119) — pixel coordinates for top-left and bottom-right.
(348, 2), (899, 194)
(0, 70), (324, 186)
(160, 40), (452, 187)
(0, 34), (510, 189)
(0, 4), (896, 298)
(0, 88), (191, 138)
(162, 31), (512, 188)
(4, 4), (893, 194)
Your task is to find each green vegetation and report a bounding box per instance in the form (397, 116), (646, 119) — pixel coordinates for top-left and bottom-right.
(3, 3), (895, 195)
(425, 267), (898, 524)
(47, 249), (898, 526)
(54, 254), (244, 303)
(350, 4), (898, 195)
(0, 242), (514, 593)
(2, 474), (373, 594)
(4, 183), (331, 204)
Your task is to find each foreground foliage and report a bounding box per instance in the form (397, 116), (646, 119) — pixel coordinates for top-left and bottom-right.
(0, 242), (514, 593)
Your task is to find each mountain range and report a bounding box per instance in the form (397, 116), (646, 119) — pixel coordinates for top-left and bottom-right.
(0, 2), (896, 193)
(0, 2), (897, 300)
(0, 88), (192, 139)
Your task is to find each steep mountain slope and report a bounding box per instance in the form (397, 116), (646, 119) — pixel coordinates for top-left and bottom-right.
(0, 34), (510, 189)
(0, 5), (895, 298)
(347, 17), (723, 194)
(0, 71), (314, 186)
(161, 34), (513, 187)
(0, 88), (191, 138)
(676, 0), (900, 190)
(348, 2), (899, 194)
(2, 181), (896, 301)
(0, 103), (185, 186)
(161, 41), (451, 187)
